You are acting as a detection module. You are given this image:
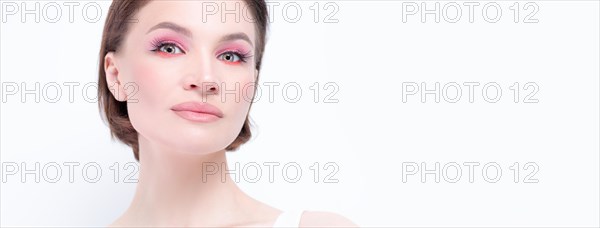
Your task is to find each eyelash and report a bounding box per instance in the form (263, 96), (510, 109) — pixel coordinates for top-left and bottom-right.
(150, 40), (185, 54)
(218, 50), (252, 63)
(149, 39), (252, 64)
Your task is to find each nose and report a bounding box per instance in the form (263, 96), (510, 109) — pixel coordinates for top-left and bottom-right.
(183, 57), (220, 95)
(184, 81), (218, 94)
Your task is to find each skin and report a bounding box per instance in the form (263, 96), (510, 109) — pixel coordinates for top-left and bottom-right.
(104, 1), (357, 227)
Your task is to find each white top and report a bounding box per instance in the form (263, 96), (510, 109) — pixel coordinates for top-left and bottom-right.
(271, 210), (305, 228)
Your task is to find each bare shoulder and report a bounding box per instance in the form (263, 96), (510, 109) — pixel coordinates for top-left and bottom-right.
(299, 211), (359, 227)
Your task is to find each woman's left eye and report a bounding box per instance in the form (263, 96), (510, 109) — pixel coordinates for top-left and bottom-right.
(218, 52), (243, 63)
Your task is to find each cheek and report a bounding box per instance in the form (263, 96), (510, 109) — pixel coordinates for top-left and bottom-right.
(219, 63), (257, 101)
(123, 58), (183, 143)
(127, 59), (175, 105)
(124, 59), (177, 132)
(222, 73), (256, 120)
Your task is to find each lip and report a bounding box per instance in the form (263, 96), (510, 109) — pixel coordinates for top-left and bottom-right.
(171, 102), (224, 122)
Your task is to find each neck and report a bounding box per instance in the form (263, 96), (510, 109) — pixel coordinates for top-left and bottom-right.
(125, 136), (253, 227)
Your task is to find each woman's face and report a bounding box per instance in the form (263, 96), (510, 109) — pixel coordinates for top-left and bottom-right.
(105, 0), (258, 155)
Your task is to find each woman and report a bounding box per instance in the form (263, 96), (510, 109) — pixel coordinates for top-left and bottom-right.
(97, 0), (357, 227)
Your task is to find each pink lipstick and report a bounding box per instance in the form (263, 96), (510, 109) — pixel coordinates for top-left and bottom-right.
(171, 102), (224, 122)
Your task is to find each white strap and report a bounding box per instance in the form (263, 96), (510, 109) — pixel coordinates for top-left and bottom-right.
(272, 210), (305, 228)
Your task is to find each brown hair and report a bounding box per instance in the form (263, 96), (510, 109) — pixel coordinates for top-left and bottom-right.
(98, 0), (269, 161)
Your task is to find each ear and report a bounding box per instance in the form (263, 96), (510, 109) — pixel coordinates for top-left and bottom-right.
(104, 52), (128, 102)
(254, 69), (259, 81)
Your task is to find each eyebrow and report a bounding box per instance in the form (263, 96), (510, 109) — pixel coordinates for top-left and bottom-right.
(219, 32), (254, 47)
(147, 22), (254, 47)
(147, 21), (193, 38)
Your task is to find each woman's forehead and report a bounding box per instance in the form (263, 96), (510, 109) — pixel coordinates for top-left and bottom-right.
(132, 0), (257, 39)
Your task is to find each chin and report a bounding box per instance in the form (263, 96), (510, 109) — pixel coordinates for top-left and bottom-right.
(168, 138), (231, 154)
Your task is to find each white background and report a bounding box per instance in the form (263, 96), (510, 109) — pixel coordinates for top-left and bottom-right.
(1, 0), (599, 227)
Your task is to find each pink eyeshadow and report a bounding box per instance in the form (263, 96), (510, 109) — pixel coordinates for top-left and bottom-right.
(215, 42), (252, 55)
(146, 31), (190, 51)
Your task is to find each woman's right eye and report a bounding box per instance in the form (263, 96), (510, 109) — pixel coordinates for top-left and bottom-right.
(154, 43), (184, 55)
